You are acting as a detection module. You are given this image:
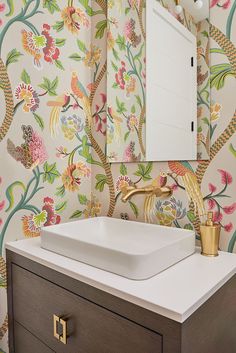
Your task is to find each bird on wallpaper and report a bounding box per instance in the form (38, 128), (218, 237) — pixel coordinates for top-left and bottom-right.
(71, 72), (92, 126)
(168, 161), (205, 218)
(47, 93), (70, 136)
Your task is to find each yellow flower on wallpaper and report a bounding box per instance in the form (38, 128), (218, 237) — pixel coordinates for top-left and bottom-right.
(83, 195), (102, 218)
(84, 45), (102, 67)
(211, 103), (222, 122)
(107, 30), (115, 50)
(62, 163), (91, 192)
(61, 6), (89, 34)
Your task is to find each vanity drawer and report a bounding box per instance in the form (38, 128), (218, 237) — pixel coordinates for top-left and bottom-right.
(12, 264), (162, 353)
(14, 321), (55, 353)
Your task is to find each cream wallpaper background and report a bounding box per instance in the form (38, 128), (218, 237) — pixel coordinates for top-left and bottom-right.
(0, 0), (236, 351)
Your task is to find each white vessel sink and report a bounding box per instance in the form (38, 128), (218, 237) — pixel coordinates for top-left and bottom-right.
(41, 217), (195, 280)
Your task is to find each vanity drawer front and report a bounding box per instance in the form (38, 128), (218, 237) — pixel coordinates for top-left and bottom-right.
(12, 264), (162, 353)
(14, 321), (55, 353)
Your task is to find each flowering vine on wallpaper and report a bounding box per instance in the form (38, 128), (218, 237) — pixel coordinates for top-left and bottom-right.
(0, 0), (236, 350)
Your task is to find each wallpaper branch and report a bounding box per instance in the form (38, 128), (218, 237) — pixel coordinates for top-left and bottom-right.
(0, 0), (236, 352)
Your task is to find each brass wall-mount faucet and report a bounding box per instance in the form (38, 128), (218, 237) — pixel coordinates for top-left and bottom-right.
(121, 184), (173, 203)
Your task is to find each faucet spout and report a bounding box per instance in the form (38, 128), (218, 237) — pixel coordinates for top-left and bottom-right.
(121, 185), (172, 203)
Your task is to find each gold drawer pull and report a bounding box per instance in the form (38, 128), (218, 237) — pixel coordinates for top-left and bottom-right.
(53, 314), (67, 344)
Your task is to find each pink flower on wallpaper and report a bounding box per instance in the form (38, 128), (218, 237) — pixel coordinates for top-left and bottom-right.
(218, 169), (233, 185)
(0, 3), (5, 12)
(208, 183), (217, 193)
(210, 0), (231, 9)
(213, 211), (223, 223)
(100, 93), (107, 104)
(29, 131), (48, 164)
(224, 222), (233, 232)
(170, 183), (178, 191)
(223, 203), (236, 215)
(42, 197), (61, 226)
(207, 199), (216, 210)
(0, 200), (5, 212)
(115, 62), (126, 90)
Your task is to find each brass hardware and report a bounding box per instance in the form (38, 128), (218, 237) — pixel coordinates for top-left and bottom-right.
(200, 212), (221, 257)
(53, 314), (67, 344)
(60, 318), (67, 345)
(121, 185), (173, 203)
(53, 315), (60, 341)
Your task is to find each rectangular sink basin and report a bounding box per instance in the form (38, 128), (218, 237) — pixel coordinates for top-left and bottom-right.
(41, 217), (195, 280)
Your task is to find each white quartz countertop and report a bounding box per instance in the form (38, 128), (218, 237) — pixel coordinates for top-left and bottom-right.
(6, 237), (236, 323)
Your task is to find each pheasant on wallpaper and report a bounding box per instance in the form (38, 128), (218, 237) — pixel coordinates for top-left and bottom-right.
(71, 71), (92, 126)
(168, 161), (205, 218)
(47, 93), (70, 136)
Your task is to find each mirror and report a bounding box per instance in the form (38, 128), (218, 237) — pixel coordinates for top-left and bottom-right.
(106, 0), (210, 162)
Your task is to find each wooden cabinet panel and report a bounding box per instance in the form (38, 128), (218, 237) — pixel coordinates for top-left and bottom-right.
(12, 264), (162, 353)
(14, 321), (55, 353)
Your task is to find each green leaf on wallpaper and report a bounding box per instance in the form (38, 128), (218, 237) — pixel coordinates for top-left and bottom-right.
(56, 185), (66, 198)
(120, 163), (128, 176)
(95, 20), (107, 39)
(125, 7), (131, 15)
(69, 53), (82, 62)
(228, 230), (236, 253)
(112, 48), (120, 61)
(135, 95), (142, 109)
(55, 38), (66, 47)
(128, 201), (139, 218)
(6, 0), (14, 16)
(184, 224), (194, 231)
(53, 21), (64, 32)
(197, 126), (202, 133)
(111, 61), (118, 72)
(134, 163), (152, 182)
(21, 69), (31, 84)
(33, 211), (47, 227)
(78, 194), (88, 205)
(116, 35), (126, 51)
(131, 105), (136, 114)
(116, 97), (127, 114)
(187, 211), (196, 223)
(124, 131), (130, 142)
(77, 39), (87, 54)
(79, 135), (90, 160)
(6, 49), (23, 67)
(43, 162), (60, 184)
(210, 63), (235, 90)
(112, 83), (119, 89)
(201, 30), (209, 38)
(229, 144), (236, 158)
(95, 174), (108, 192)
(55, 201), (67, 213)
(202, 117), (210, 126)
(55, 60), (65, 71)
(38, 77), (58, 96)
(79, 0), (98, 16)
(70, 210), (83, 219)
(5, 181), (26, 212)
(43, 0), (60, 14)
(33, 113), (44, 130)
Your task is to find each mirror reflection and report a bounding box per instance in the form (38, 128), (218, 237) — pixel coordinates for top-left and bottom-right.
(106, 0), (210, 162)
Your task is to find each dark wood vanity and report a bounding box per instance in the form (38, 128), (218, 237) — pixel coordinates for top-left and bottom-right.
(7, 248), (236, 353)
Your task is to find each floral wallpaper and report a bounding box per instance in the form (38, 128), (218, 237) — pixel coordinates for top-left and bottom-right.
(106, 0), (210, 162)
(1, 0), (236, 351)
